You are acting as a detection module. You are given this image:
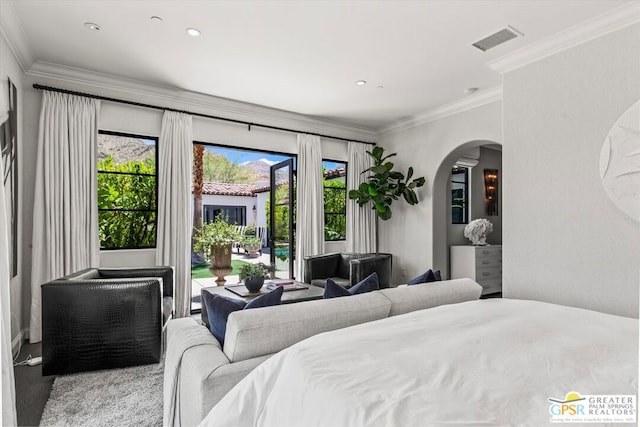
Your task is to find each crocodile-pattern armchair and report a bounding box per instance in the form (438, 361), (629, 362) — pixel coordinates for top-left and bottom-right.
(41, 266), (173, 376)
(303, 253), (393, 289)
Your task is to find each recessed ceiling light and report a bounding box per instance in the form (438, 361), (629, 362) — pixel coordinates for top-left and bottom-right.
(84, 22), (101, 31)
(150, 16), (163, 22)
(464, 87), (479, 95)
(377, 85), (384, 89)
(355, 80), (366, 86)
(186, 28), (201, 37)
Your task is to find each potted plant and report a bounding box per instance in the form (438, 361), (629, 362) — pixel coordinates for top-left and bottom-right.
(242, 236), (262, 257)
(238, 262), (270, 293)
(348, 146), (425, 221)
(193, 215), (241, 285)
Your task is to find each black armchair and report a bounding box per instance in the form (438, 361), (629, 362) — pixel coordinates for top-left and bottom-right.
(41, 266), (173, 375)
(303, 253), (392, 289)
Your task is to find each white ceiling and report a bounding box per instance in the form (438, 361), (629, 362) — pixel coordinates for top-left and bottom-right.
(3, 0), (633, 130)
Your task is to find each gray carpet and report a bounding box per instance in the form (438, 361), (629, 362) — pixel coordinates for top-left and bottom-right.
(39, 362), (163, 427)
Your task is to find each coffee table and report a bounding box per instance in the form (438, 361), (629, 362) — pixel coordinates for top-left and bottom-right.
(200, 281), (324, 328)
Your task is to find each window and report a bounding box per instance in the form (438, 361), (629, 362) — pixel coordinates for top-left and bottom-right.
(203, 205), (246, 225)
(323, 160), (347, 241)
(451, 166), (468, 224)
(97, 131), (157, 249)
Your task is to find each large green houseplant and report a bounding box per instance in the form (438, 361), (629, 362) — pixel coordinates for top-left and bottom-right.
(193, 215), (241, 284)
(348, 146), (425, 220)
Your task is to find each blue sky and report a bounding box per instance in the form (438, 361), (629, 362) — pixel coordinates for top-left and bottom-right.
(205, 146), (343, 171)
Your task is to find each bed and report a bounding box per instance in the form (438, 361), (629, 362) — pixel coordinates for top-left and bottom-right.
(200, 299), (638, 426)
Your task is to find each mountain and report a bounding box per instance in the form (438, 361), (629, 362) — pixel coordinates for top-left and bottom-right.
(98, 134), (154, 164)
(243, 159), (289, 187)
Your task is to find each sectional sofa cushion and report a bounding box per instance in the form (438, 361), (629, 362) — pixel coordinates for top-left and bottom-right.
(324, 272), (379, 299)
(223, 291), (392, 362)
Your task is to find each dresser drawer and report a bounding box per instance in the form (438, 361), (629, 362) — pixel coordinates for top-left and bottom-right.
(476, 266), (501, 282)
(476, 246), (501, 259)
(478, 278), (502, 295)
(475, 256), (501, 268)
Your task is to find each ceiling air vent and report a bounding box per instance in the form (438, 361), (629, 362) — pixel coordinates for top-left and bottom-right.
(472, 26), (522, 52)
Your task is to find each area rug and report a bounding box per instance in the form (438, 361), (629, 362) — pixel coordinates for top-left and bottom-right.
(39, 362), (163, 427)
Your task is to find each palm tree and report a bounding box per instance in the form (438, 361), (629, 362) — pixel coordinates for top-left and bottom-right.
(193, 144), (204, 230)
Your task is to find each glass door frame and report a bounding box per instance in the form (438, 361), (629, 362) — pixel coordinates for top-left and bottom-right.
(269, 159), (295, 279)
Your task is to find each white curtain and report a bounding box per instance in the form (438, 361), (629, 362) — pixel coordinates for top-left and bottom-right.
(294, 134), (324, 280)
(0, 81), (17, 427)
(156, 111), (192, 318)
(30, 92), (100, 343)
(346, 141), (377, 253)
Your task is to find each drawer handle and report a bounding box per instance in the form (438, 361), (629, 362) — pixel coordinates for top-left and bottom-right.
(482, 250), (490, 254)
(482, 260), (490, 265)
(482, 272), (491, 276)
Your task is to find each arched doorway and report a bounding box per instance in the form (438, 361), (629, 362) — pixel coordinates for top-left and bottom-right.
(432, 140), (502, 279)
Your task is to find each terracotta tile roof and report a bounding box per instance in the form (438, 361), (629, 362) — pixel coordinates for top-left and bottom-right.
(196, 182), (256, 196)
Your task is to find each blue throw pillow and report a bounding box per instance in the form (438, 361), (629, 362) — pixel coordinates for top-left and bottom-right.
(203, 288), (284, 345)
(349, 272), (379, 295)
(202, 292), (246, 345)
(323, 273), (379, 299)
(323, 278), (351, 299)
(408, 269), (438, 285)
(245, 286), (284, 309)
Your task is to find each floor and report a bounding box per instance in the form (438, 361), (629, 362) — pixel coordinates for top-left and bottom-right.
(13, 341), (55, 427)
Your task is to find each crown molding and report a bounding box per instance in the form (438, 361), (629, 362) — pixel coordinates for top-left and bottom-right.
(487, 1), (640, 74)
(26, 61), (377, 142)
(377, 86), (502, 137)
(0, 0), (33, 72)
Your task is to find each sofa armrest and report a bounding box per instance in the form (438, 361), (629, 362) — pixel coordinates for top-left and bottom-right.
(179, 344), (271, 426)
(98, 266), (174, 298)
(303, 253), (340, 283)
(349, 254), (392, 288)
(169, 318), (271, 426)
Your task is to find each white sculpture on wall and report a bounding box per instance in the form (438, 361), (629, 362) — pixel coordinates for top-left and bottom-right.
(599, 99), (640, 222)
(464, 218), (493, 246)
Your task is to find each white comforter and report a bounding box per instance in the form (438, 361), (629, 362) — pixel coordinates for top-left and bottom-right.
(200, 299), (638, 427)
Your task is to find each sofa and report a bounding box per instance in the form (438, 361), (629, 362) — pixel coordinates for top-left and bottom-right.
(164, 278), (482, 427)
(41, 266), (173, 375)
(303, 252), (393, 288)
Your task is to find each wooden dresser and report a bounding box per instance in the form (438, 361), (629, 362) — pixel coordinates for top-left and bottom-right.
(450, 245), (502, 295)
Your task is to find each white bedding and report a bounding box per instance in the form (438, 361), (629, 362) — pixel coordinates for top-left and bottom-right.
(200, 299), (638, 427)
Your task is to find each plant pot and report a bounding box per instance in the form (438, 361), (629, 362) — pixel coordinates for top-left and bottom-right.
(244, 243), (261, 257)
(208, 242), (233, 285)
(244, 276), (265, 293)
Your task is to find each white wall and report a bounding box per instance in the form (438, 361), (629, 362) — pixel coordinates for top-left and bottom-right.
(377, 102), (502, 283)
(503, 23), (640, 318)
(0, 29), (24, 351)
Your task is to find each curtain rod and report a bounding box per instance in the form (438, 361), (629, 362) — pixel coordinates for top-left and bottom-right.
(32, 84), (376, 146)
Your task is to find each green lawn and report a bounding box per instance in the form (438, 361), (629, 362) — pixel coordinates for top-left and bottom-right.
(191, 260), (251, 279)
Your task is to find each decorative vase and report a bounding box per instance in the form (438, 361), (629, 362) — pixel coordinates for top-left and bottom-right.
(208, 242), (233, 285)
(244, 276), (265, 293)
